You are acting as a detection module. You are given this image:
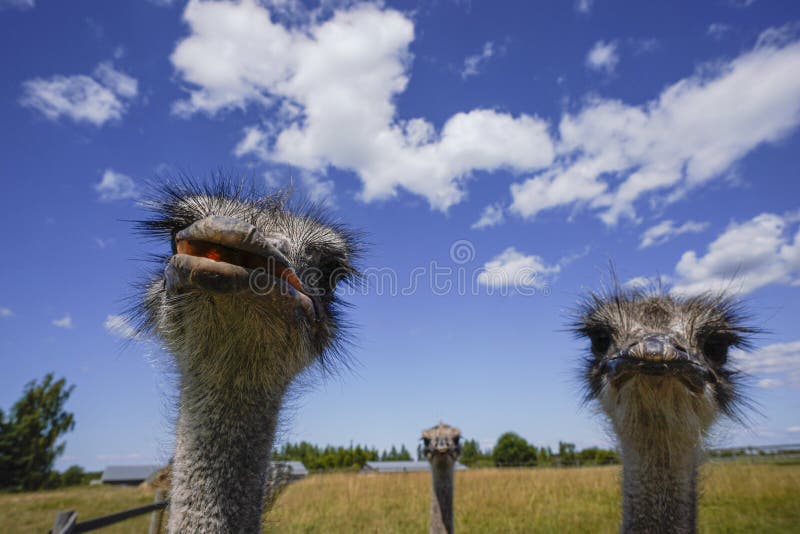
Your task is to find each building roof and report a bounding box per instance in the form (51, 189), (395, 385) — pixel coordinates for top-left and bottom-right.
(362, 461), (467, 473)
(274, 460), (309, 476)
(101, 465), (162, 482)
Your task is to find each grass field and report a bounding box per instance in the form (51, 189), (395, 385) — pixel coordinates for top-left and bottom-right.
(1, 462), (798, 533)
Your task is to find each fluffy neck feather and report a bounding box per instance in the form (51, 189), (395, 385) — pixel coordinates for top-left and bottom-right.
(429, 456), (455, 534)
(607, 378), (714, 534)
(620, 443), (700, 534)
(167, 351), (288, 533)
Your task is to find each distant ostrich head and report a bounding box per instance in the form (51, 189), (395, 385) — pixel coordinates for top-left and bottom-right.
(134, 179), (361, 388)
(423, 422), (462, 463)
(572, 285), (756, 455)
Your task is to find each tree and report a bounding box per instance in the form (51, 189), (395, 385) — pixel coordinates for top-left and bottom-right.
(0, 374), (75, 491)
(557, 441), (577, 467)
(492, 432), (537, 467)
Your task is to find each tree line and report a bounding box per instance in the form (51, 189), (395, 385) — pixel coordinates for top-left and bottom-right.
(460, 432), (619, 468)
(1, 373), (621, 492)
(272, 441), (412, 470)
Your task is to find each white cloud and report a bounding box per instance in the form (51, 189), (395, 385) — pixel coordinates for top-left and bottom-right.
(234, 126), (270, 159)
(1, 0), (34, 9)
(93, 62), (138, 98)
(461, 41), (496, 79)
(672, 212), (800, 295)
(472, 203), (505, 230)
(574, 0), (593, 14)
(478, 247), (560, 289)
(104, 314), (141, 340)
(20, 62), (137, 126)
(0, 307), (13, 318)
(728, 0), (756, 7)
(623, 275), (672, 290)
(757, 378), (784, 389)
(639, 219), (709, 248)
(52, 314), (73, 329)
(171, 0), (554, 211)
(298, 170), (336, 207)
(789, 426), (800, 433)
(511, 32), (800, 224)
(95, 169), (139, 201)
(94, 237), (115, 249)
(732, 340), (800, 387)
(708, 23), (733, 40)
(585, 40), (619, 73)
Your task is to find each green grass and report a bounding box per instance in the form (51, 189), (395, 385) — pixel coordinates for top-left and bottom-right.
(1, 463), (798, 533)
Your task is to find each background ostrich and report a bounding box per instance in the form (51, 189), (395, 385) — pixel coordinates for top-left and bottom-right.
(572, 284), (756, 533)
(422, 422), (462, 534)
(132, 179), (361, 532)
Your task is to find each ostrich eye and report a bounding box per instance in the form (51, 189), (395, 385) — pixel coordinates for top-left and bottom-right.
(702, 335), (733, 365)
(588, 328), (612, 355)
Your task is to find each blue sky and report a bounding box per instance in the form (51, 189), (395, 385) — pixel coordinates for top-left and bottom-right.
(1, 0), (799, 471)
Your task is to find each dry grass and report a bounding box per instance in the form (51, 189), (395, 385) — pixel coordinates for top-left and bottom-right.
(267, 463), (800, 533)
(1, 463), (797, 533)
(0, 485), (156, 533)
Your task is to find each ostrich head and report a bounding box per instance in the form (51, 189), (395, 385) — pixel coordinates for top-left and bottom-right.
(572, 286), (755, 455)
(134, 180), (361, 390)
(422, 422), (462, 463)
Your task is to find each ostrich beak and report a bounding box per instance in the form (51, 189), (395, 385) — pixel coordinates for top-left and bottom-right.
(601, 334), (714, 392)
(165, 215), (318, 320)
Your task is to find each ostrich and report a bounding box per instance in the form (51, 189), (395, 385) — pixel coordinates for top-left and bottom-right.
(572, 284), (755, 533)
(132, 179), (361, 532)
(422, 422), (462, 534)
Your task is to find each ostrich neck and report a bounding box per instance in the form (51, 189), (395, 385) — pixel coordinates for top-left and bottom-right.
(429, 456), (455, 534)
(168, 359), (287, 533)
(620, 444), (700, 534)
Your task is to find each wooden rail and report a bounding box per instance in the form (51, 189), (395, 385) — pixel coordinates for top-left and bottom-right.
(50, 491), (168, 534)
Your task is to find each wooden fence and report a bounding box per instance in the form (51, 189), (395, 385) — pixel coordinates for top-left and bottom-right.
(50, 490), (168, 534)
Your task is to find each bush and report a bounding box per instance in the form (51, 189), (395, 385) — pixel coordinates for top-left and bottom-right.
(492, 432), (537, 467)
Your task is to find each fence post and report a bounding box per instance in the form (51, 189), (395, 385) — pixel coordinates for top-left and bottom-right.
(148, 489), (166, 534)
(51, 510), (78, 534)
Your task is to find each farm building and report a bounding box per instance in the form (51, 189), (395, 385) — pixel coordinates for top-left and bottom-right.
(273, 460), (309, 479)
(361, 461), (467, 473)
(100, 465), (162, 486)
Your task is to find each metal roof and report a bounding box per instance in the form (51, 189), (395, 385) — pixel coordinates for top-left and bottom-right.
(274, 460), (309, 476)
(101, 465), (162, 482)
(362, 461), (467, 473)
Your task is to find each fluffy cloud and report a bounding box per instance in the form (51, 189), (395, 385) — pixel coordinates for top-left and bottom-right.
(478, 247), (560, 289)
(104, 314), (141, 340)
(461, 41), (497, 79)
(0, 0), (35, 9)
(511, 32), (800, 225)
(95, 169), (139, 202)
(574, 0), (593, 14)
(585, 40), (619, 73)
(707, 23), (733, 40)
(0, 307), (13, 318)
(171, 0), (554, 211)
(639, 219), (708, 249)
(472, 203), (505, 230)
(298, 170), (336, 207)
(52, 314), (73, 329)
(732, 340), (800, 388)
(672, 212), (800, 295)
(20, 62), (137, 126)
